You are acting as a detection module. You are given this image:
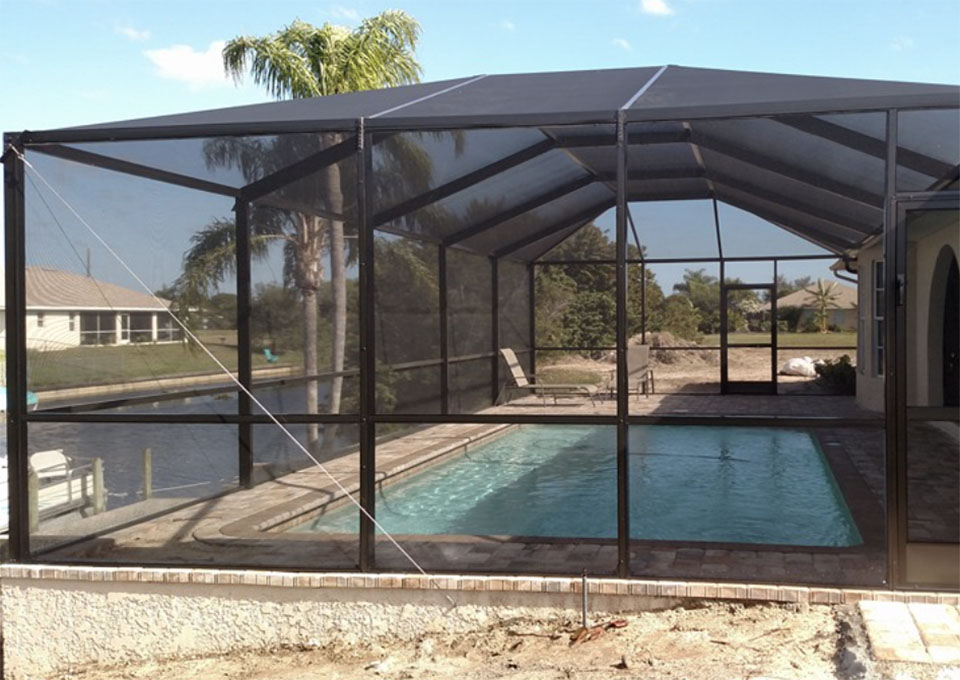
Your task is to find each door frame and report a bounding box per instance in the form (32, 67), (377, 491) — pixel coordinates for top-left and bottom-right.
(720, 282), (778, 395)
(888, 195), (960, 589)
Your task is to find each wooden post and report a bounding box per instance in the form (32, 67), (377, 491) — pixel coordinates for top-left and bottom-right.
(142, 447), (153, 499)
(92, 457), (105, 514)
(27, 469), (39, 532)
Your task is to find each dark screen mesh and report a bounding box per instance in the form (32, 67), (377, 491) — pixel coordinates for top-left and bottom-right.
(449, 358), (493, 414)
(374, 234), (439, 364)
(897, 108), (960, 192)
(447, 249), (492, 356)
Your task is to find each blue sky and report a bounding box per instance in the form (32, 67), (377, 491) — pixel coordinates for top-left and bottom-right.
(2, 0), (958, 292)
(3, 0), (958, 134)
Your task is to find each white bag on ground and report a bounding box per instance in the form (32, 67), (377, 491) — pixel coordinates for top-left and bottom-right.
(780, 356), (818, 377)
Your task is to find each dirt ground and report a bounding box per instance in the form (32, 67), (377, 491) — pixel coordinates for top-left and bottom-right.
(54, 602), (958, 680)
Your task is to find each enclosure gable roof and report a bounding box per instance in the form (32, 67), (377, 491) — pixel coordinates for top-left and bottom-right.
(16, 66), (958, 265)
(30, 65), (959, 139)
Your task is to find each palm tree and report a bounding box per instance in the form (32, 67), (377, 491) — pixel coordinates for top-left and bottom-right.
(182, 13), (423, 455)
(810, 279), (841, 333)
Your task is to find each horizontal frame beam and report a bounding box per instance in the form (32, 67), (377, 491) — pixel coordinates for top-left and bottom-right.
(493, 200), (613, 258)
(372, 138), (555, 227)
(708, 174), (875, 236)
(240, 135), (356, 202)
(715, 191), (850, 253)
(777, 115), (955, 180)
(442, 175), (595, 247)
(689, 129), (886, 209)
(30, 144), (239, 198)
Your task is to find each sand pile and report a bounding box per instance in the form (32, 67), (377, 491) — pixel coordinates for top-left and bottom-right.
(638, 332), (718, 366)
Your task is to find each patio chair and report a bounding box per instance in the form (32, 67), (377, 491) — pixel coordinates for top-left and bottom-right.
(603, 344), (655, 399)
(29, 448), (71, 480)
(627, 344), (655, 398)
(263, 348), (279, 363)
(498, 348), (597, 405)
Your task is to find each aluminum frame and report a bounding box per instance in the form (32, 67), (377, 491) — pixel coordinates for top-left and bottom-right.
(4, 96), (957, 591)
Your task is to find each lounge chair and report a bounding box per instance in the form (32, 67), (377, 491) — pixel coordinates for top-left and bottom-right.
(263, 348), (279, 364)
(498, 348), (597, 405)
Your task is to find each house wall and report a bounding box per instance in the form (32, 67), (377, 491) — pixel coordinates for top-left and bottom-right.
(856, 242), (884, 412)
(906, 210), (959, 408)
(25, 310), (80, 351)
(855, 210), (960, 412)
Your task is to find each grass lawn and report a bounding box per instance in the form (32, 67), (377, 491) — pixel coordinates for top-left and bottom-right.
(27, 343), (305, 391)
(702, 331), (857, 348)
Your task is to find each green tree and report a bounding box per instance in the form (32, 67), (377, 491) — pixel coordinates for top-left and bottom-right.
(181, 12), (423, 454)
(810, 279), (841, 333)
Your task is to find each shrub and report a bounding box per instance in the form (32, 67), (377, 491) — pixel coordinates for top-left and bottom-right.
(815, 354), (856, 395)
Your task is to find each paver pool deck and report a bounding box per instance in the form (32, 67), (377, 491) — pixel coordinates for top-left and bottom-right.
(32, 393), (946, 590)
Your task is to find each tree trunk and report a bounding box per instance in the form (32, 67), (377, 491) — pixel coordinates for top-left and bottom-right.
(321, 146), (347, 455)
(294, 213), (325, 456)
(303, 287), (320, 452)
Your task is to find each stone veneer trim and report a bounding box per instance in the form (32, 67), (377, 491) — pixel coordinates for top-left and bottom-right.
(2, 564), (957, 605)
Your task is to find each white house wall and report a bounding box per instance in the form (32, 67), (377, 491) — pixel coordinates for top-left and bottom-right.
(25, 310), (80, 351)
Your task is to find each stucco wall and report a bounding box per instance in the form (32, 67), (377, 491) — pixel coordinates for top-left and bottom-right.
(0, 571), (678, 679)
(905, 211), (959, 407)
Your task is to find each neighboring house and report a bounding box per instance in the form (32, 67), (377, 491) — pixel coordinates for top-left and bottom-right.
(0, 267), (179, 352)
(775, 282), (858, 331)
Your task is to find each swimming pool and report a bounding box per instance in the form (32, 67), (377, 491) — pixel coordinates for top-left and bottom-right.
(292, 425), (862, 547)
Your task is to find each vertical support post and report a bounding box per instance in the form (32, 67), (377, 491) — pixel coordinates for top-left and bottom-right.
(491, 257), (500, 405)
(438, 246), (449, 414)
(883, 108), (901, 588)
(715, 197), (728, 394)
(640, 263), (646, 345)
(92, 457), (105, 514)
(719, 277), (727, 393)
(235, 199), (253, 488)
(528, 264), (536, 379)
(27, 469), (38, 533)
(357, 119), (376, 571)
(4, 135), (30, 560)
(614, 110), (630, 578)
(142, 447), (153, 499)
(772, 260), (779, 393)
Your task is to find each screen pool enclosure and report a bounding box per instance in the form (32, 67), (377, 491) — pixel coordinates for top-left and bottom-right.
(3, 65), (959, 591)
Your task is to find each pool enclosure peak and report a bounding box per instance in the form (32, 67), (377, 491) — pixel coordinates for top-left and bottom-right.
(10, 65), (957, 262)
(20, 64), (959, 139)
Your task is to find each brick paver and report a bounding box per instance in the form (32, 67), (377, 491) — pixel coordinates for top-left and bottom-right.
(861, 600), (960, 664)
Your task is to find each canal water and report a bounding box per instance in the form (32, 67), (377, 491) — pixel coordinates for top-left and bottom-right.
(3, 383), (357, 522)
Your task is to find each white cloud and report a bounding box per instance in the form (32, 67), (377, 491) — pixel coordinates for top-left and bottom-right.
(639, 0), (674, 16)
(329, 5), (360, 22)
(144, 41), (230, 91)
(890, 36), (913, 52)
(611, 38), (633, 52)
(116, 25), (150, 41)
(501, 20), (516, 31)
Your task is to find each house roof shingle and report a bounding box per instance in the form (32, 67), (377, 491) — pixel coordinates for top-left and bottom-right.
(25, 267), (170, 311)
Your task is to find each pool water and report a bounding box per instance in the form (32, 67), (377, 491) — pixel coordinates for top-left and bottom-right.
(293, 425), (862, 547)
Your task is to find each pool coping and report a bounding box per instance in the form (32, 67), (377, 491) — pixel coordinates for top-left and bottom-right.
(205, 422), (516, 541)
